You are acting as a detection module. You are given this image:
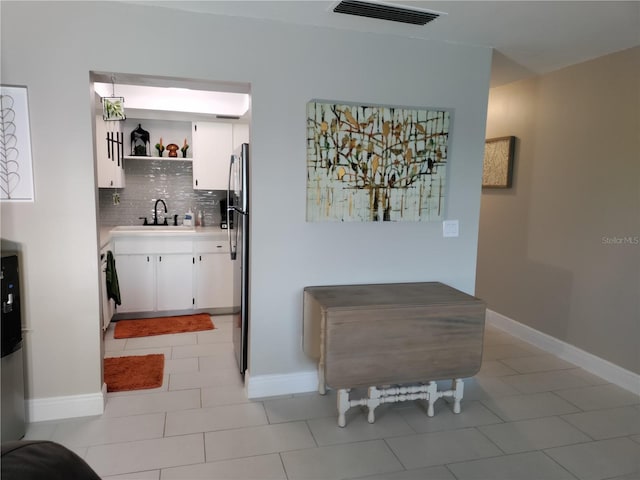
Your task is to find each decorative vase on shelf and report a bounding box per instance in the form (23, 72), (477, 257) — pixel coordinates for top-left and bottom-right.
(155, 138), (164, 157)
(166, 143), (179, 158)
(181, 138), (189, 158)
(130, 124), (150, 156)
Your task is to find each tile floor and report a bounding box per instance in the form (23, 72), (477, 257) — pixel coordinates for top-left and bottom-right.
(24, 316), (640, 480)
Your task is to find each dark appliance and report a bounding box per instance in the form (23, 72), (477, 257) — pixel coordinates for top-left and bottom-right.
(227, 143), (249, 374)
(1, 254), (26, 441)
(219, 198), (234, 230)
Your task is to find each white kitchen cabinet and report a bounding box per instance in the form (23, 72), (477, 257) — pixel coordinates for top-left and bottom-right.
(156, 254), (194, 311)
(95, 116), (125, 188)
(113, 233), (232, 315)
(192, 122), (233, 190)
(208, 253), (234, 309)
(115, 252), (194, 314)
(115, 254), (154, 313)
(114, 236), (194, 314)
(194, 241), (234, 309)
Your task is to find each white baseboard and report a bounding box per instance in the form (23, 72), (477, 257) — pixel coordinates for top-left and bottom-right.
(26, 385), (106, 423)
(245, 370), (318, 399)
(486, 309), (640, 396)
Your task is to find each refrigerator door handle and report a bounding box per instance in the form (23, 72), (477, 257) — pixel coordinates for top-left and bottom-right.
(232, 216), (240, 261)
(228, 154), (237, 260)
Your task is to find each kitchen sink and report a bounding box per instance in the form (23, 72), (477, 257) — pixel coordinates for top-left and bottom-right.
(111, 225), (196, 233)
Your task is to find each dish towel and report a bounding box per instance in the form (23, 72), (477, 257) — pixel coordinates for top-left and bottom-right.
(105, 250), (121, 306)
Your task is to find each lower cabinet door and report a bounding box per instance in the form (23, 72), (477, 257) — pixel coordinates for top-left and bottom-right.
(115, 254), (154, 313)
(195, 253), (233, 309)
(156, 254), (194, 311)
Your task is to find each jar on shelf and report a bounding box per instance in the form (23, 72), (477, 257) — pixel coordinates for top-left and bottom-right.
(130, 124), (150, 156)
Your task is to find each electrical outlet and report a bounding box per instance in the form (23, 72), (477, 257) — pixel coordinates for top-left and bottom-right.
(443, 220), (459, 237)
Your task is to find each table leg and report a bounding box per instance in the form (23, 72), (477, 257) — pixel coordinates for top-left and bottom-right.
(318, 364), (326, 395)
(337, 389), (350, 427)
(367, 387), (381, 424)
(452, 378), (464, 414)
(316, 350), (326, 395)
(426, 381), (438, 417)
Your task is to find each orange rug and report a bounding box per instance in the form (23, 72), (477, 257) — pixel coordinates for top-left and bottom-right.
(114, 313), (214, 339)
(104, 354), (164, 392)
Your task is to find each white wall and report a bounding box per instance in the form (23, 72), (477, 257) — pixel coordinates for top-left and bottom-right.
(1, 1), (491, 416)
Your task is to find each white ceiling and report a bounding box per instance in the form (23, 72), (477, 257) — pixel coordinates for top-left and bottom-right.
(126, 0), (640, 87)
(103, 0), (638, 116)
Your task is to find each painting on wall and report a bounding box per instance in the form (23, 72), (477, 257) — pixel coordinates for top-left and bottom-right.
(1, 85), (35, 202)
(482, 136), (515, 188)
(307, 101), (452, 222)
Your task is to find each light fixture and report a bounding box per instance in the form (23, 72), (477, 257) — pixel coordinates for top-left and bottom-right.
(94, 83), (249, 117)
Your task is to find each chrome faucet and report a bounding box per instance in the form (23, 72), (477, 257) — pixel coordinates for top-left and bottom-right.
(153, 199), (168, 225)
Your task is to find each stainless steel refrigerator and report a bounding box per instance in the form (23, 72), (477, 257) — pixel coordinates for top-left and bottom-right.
(227, 143), (249, 375)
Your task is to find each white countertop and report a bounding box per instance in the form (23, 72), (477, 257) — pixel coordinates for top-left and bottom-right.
(99, 226), (230, 249)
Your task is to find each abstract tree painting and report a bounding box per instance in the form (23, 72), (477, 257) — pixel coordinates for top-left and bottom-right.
(307, 101), (451, 222)
(1, 86), (34, 201)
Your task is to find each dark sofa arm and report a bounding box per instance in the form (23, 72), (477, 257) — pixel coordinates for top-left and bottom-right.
(1, 440), (101, 480)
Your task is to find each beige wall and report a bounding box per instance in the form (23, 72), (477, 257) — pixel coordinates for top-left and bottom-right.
(477, 46), (640, 374)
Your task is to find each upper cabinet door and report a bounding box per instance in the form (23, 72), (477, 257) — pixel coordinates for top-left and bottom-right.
(192, 122), (233, 190)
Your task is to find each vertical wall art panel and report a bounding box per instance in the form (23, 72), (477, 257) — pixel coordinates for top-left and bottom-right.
(482, 136), (515, 188)
(1, 85), (35, 201)
(307, 101), (451, 222)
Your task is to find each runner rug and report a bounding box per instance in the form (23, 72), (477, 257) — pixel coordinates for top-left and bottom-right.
(114, 313), (214, 339)
(103, 354), (164, 392)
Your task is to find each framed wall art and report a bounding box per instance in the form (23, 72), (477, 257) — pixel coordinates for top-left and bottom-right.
(307, 100), (452, 222)
(1, 85), (35, 202)
(482, 136), (515, 188)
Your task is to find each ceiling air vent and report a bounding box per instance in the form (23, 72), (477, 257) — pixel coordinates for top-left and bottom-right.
(333, 0), (440, 25)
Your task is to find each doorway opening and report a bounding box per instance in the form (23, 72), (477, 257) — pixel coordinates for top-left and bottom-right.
(90, 71), (251, 384)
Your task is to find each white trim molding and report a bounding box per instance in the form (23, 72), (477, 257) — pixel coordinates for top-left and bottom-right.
(245, 370), (318, 399)
(486, 309), (640, 396)
(26, 385), (106, 423)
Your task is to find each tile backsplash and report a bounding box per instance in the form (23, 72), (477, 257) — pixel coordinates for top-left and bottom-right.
(99, 158), (225, 227)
